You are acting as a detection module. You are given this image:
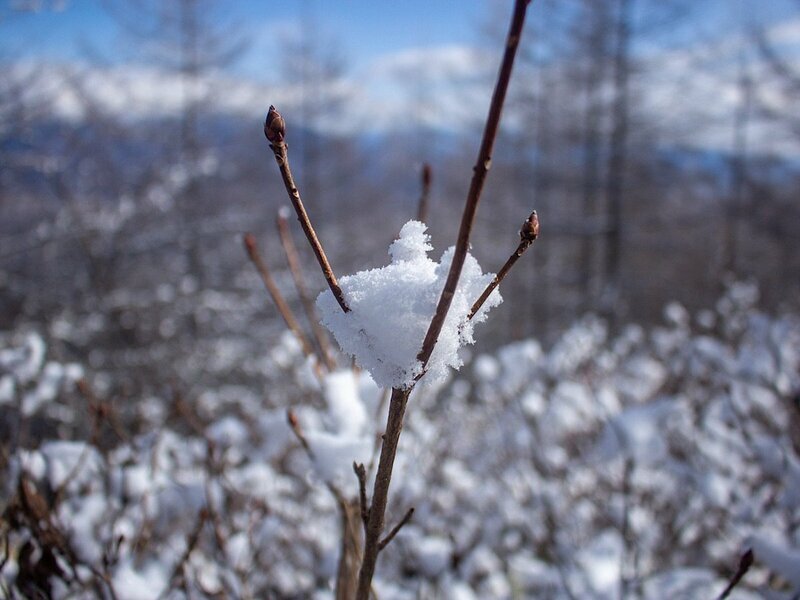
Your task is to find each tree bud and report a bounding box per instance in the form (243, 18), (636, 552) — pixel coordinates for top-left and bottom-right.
(520, 210), (539, 242)
(264, 105), (285, 143)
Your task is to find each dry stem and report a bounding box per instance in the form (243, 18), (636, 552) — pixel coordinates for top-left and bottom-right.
(264, 106), (350, 314)
(416, 0), (531, 374)
(243, 233), (320, 373)
(378, 507), (414, 551)
(416, 163), (432, 223)
(286, 409), (313, 457)
(355, 387), (410, 599)
(715, 549), (754, 600)
(353, 462), (369, 530)
(276, 208), (337, 370)
(468, 210), (539, 320)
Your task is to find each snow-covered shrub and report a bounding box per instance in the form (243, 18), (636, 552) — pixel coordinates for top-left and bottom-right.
(1, 282), (798, 598)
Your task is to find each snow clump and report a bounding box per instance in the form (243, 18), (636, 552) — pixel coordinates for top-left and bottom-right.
(317, 221), (501, 388)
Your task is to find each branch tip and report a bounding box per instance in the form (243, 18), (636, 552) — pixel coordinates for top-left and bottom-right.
(520, 210), (539, 242)
(243, 232), (257, 258)
(264, 105), (285, 143)
(353, 462), (369, 529)
(378, 507), (414, 552)
(716, 548), (754, 600)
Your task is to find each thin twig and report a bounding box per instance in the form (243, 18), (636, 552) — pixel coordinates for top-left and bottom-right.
(715, 548), (754, 600)
(264, 106), (350, 313)
(416, 163), (432, 223)
(157, 509), (207, 600)
(276, 207), (337, 371)
(416, 0), (531, 375)
(353, 462), (369, 530)
(378, 507), (414, 552)
(243, 233), (321, 374)
(286, 409), (314, 458)
(468, 210), (539, 319)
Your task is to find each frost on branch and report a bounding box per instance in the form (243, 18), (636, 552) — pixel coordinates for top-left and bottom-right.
(316, 221), (501, 388)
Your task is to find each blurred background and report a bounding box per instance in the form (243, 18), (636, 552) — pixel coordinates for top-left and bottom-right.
(1, 0), (798, 400)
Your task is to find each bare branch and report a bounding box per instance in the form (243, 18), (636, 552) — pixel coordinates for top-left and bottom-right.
(243, 233), (322, 376)
(416, 163), (432, 223)
(416, 0), (532, 376)
(715, 548), (754, 600)
(286, 409), (314, 458)
(468, 210), (539, 320)
(264, 105), (350, 313)
(276, 207), (337, 371)
(353, 462), (369, 531)
(378, 507), (414, 552)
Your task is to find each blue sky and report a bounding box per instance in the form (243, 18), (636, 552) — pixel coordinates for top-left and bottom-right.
(4, 0), (795, 77)
(0, 0), (488, 74)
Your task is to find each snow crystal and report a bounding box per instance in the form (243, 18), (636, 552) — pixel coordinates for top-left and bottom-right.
(317, 221), (501, 388)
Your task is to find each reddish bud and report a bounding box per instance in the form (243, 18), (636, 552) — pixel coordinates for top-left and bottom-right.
(243, 233), (258, 258)
(264, 105), (285, 143)
(520, 210), (539, 242)
(287, 409), (299, 429)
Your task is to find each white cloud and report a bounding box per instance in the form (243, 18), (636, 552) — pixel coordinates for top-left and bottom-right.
(5, 18), (800, 157)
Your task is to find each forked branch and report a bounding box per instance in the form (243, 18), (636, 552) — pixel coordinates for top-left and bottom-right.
(276, 208), (337, 370)
(243, 233), (320, 373)
(265, 106), (350, 314)
(378, 507), (414, 551)
(356, 4), (532, 597)
(416, 0), (532, 374)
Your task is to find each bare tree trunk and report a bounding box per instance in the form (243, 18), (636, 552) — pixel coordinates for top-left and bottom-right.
(602, 0), (633, 323)
(723, 52), (752, 277)
(578, 5), (608, 311)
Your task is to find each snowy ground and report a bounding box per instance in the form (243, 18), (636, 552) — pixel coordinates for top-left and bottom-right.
(1, 280), (799, 599)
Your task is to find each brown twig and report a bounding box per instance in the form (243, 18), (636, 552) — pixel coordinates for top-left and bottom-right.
(276, 207), (337, 371)
(378, 507), (414, 552)
(355, 387), (411, 599)
(264, 106), (350, 314)
(157, 509), (207, 600)
(416, 0), (531, 375)
(416, 163), (432, 223)
(715, 548), (754, 600)
(353, 462), (369, 530)
(243, 233), (321, 375)
(468, 210), (539, 320)
(286, 409), (313, 458)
